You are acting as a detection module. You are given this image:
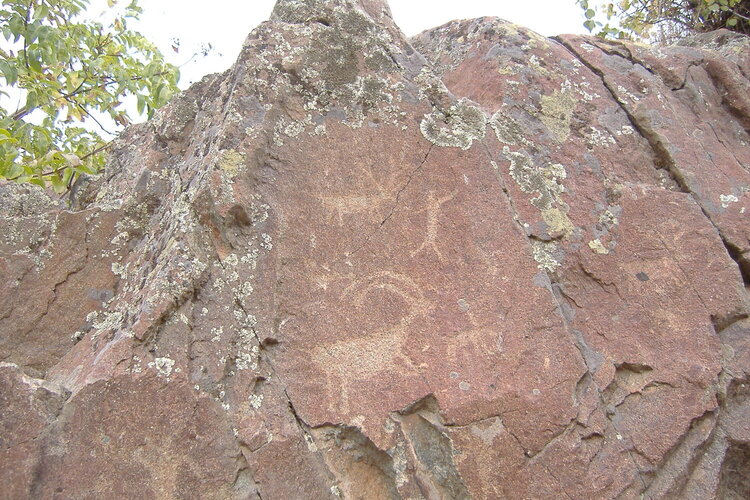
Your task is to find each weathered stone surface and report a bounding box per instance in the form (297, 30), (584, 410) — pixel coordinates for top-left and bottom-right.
(414, 17), (749, 498)
(1, 1), (749, 498)
(32, 375), (250, 499)
(0, 363), (69, 499)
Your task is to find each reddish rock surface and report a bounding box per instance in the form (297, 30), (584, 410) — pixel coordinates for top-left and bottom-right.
(1, 1), (749, 498)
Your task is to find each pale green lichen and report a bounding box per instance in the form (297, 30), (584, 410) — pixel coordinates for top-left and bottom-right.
(531, 240), (561, 273)
(249, 393), (264, 409)
(489, 109), (525, 146)
(588, 239), (610, 254)
(528, 54), (550, 76)
(170, 194), (198, 234)
(388, 441), (409, 487)
(235, 345), (259, 371)
(504, 147), (574, 237)
(153, 252), (208, 303)
(246, 2), (409, 135)
(218, 150), (246, 178)
(599, 208), (619, 228)
(149, 356), (175, 377)
(420, 99), (487, 150)
(587, 127), (616, 148)
(505, 148), (566, 210)
(540, 86), (577, 143)
(304, 433), (318, 452)
(111, 262), (127, 278)
(131, 355), (143, 374)
(2, 185), (59, 269)
(88, 310), (124, 341)
(260, 233), (273, 250)
(616, 125), (634, 136)
(223, 254), (239, 267)
(235, 281), (254, 298)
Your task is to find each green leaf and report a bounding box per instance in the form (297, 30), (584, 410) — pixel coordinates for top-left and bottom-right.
(7, 162), (23, 178)
(0, 60), (18, 85)
(33, 4), (50, 21)
(28, 51), (43, 73)
(157, 85), (172, 106)
(586, 8), (596, 19)
(49, 174), (67, 193)
(0, 0), (176, 190)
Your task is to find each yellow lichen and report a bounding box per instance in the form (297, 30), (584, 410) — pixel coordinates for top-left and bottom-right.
(540, 88), (576, 143)
(528, 54), (550, 76)
(497, 65), (519, 76)
(542, 208), (574, 237)
(219, 150), (246, 178)
(588, 239), (609, 254)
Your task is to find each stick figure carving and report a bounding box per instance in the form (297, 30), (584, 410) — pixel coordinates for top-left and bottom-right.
(410, 189), (458, 260)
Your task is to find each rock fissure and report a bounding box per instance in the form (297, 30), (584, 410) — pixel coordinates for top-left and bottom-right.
(590, 38), (660, 79)
(706, 121), (746, 177)
(392, 404), (471, 500)
(559, 36), (750, 291)
(380, 143), (434, 228)
(644, 414), (720, 498)
(555, 37), (692, 195)
(674, 60), (706, 91)
(349, 143), (433, 257)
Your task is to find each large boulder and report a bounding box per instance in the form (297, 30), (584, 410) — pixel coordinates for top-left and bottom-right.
(1, 1), (749, 498)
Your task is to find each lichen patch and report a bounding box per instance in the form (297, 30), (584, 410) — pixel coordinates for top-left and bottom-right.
(420, 99), (487, 150)
(720, 193), (739, 209)
(504, 147), (574, 238)
(489, 109), (527, 146)
(542, 207), (575, 237)
(218, 150), (246, 178)
(531, 240), (562, 273)
(539, 86), (577, 143)
(149, 357), (176, 378)
(588, 239), (610, 254)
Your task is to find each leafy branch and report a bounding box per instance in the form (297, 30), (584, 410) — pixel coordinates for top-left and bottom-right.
(578, 0), (750, 43)
(0, 0), (180, 192)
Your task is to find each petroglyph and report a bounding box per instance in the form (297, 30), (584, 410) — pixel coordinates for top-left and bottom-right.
(318, 167), (401, 225)
(311, 271), (434, 413)
(410, 189), (458, 260)
(445, 326), (504, 371)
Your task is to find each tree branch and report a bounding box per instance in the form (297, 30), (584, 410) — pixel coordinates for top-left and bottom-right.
(6, 141), (113, 181)
(69, 99), (117, 136)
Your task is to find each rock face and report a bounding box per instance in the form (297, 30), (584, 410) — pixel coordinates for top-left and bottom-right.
(1, 1), (749, 498)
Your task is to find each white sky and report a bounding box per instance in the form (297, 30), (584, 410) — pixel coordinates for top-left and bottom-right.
(125, 0), (589, 88)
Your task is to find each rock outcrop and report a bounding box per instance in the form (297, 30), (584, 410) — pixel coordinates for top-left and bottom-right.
(1, 1), (749, 498)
